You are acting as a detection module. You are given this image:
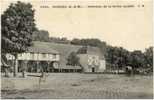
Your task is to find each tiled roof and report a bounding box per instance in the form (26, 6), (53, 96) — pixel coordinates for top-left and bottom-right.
(26, 43), (59, 54)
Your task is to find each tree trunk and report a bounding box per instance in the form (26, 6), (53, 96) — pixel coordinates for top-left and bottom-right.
(4, 68), (9, 77)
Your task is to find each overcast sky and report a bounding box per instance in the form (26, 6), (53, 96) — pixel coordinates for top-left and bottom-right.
(1, 0), (153, 52)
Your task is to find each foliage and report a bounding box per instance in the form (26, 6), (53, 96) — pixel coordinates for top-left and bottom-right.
(105, 45), (153, 74)
(144, 47), (153, 68)
(129, 50), (145, 69)
(49, 37), (70, 44)
(32, 30), (70, 44)
(1, 1), (37, 77)
(71, 38), (106, 52)
(105, 46), (130, 69)
(1, 1), (36, 54)
(71, 38), (101, 46)
(32, 30), (49, 42)
(67, 52), (80, 66)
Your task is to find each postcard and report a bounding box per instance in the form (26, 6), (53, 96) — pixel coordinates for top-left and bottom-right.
(1, 0), (153, 99)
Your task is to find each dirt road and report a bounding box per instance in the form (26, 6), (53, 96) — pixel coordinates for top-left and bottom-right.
(1, 73), (153, 99)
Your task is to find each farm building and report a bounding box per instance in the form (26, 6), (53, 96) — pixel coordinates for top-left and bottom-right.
(77, 46), (106, 72)
(30, 41), (106, 71)
(5, 44), (60, 74)
(5, 42), (82, 73)
(4, 41), (106, 73)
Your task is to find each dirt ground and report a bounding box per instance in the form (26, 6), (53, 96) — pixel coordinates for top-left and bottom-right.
(1, 73), (153, 99)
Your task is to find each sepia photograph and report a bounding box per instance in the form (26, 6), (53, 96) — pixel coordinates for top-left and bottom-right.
(0, 0), (153, 99)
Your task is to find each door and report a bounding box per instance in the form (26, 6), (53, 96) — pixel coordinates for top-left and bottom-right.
(92, 67), (95, 72)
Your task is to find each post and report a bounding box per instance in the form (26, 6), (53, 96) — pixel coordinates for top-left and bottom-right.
(36, 61), (40, 73)
(117, 65), (119, 74)
(14, 54), (18, 77)
(47, 61), (50, 73)
(22, 60), (28, 78)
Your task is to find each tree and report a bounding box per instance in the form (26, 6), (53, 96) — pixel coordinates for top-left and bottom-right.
(32, 30), (49, 42)
(67, 52), (80, 66)
(105, 46), (130, 73)
(127, 50), (145, 75)
(144, 46), (153, 68)
(70, 38), (81, 45)
(1, 1), (37, 77)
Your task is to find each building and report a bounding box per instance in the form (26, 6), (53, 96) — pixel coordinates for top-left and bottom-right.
(5, 41), (106, 73)
(77, 46), (106, 72)
(5, 41), (82, 73)
(6, 43), (60, 73)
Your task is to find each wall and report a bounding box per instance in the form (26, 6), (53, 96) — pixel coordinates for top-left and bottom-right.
(78, 54), (105, 72)
(77, 54), (89, 72)
(18, 53), (60, 61)
(98, 60), (106, 72)
(6, 53), (60, 61)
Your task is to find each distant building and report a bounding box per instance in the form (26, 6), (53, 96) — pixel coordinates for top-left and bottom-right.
(77, 46), (106, 72)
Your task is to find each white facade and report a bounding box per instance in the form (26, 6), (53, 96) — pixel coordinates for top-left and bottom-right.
(6, 53), (60, 61)
(87, 55), (100, 66)
(78, 54), (106, 72)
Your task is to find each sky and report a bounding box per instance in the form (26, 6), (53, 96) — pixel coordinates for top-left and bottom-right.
(1, 0), (153, 52)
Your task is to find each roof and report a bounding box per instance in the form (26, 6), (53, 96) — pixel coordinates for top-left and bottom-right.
(77, 46), (105, 59)
(27, 43), (59, 54)
(56, 65), (82, 69)
(87, 46), (105, 59)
